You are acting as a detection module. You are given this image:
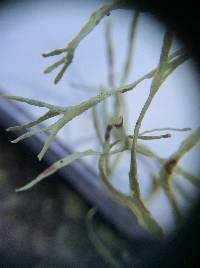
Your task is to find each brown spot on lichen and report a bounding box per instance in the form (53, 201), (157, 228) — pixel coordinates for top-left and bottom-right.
(114, 117), (123, 128)
(165, 159), (178, 175)
(42, 164), (57, 176)
(105, 125), (113, 140)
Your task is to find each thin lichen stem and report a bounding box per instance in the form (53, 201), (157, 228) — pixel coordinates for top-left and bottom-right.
(140, 128), (200, 224)
(43, 0), (131, 84)
(1, 53), (189, 160)
(120, 10), (140, 84)
(140, 127), (191, 135)
(136, 142), (200, 189)
(105, 20), (115, 88)
(6, 110), (60, 132)
(86, 208), (120, 268)
(92, 106), (104, 145)
(99, 140), (164, 238)
(129, 29), (173, 197)
(160, 127), (200, 186)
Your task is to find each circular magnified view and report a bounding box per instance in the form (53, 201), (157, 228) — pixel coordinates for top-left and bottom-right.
(0, 0), (200, 242)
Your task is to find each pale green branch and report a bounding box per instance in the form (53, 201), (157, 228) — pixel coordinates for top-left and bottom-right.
(159, 127), (200, 224)
(2, 47), (189, 169)
(98, 125), (164, 238)
(43, 0), (131, 84)
(92, 106), (104, 145)
(129, 29), (173, 197)
(86, 208), (120, 268)
(105, 19), (115, 87)
(6, 110), (60, 132)
(140, 127), (191, 136)
(162, 52), (190, 81)
(120, 10), (140, 84)
(11, 125), (54, 144)
(1, 94), (64, 111)
(137, 142), (200, 190)
(174, 166), (200, 188)
(16, 149), (99, 192)
(174, 180), (196, 203)
(138, 133), (172, 140)
(99, 151), (163, 237)
(160, 127), (200, 184)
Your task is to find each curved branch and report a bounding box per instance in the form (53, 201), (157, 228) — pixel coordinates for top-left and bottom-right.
(43, 0), (131, 84)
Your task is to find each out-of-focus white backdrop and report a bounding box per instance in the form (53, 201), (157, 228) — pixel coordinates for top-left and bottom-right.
(0, 0), (200, 232)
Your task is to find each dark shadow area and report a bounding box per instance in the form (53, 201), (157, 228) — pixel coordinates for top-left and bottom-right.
(0, 126), (146, 267)
(0, 126), (105, 267)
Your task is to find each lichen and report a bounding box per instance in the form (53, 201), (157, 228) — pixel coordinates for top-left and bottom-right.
(1, 1), (199, 239)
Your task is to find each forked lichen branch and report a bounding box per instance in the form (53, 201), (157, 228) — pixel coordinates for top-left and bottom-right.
(43, 0), (133, 84)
